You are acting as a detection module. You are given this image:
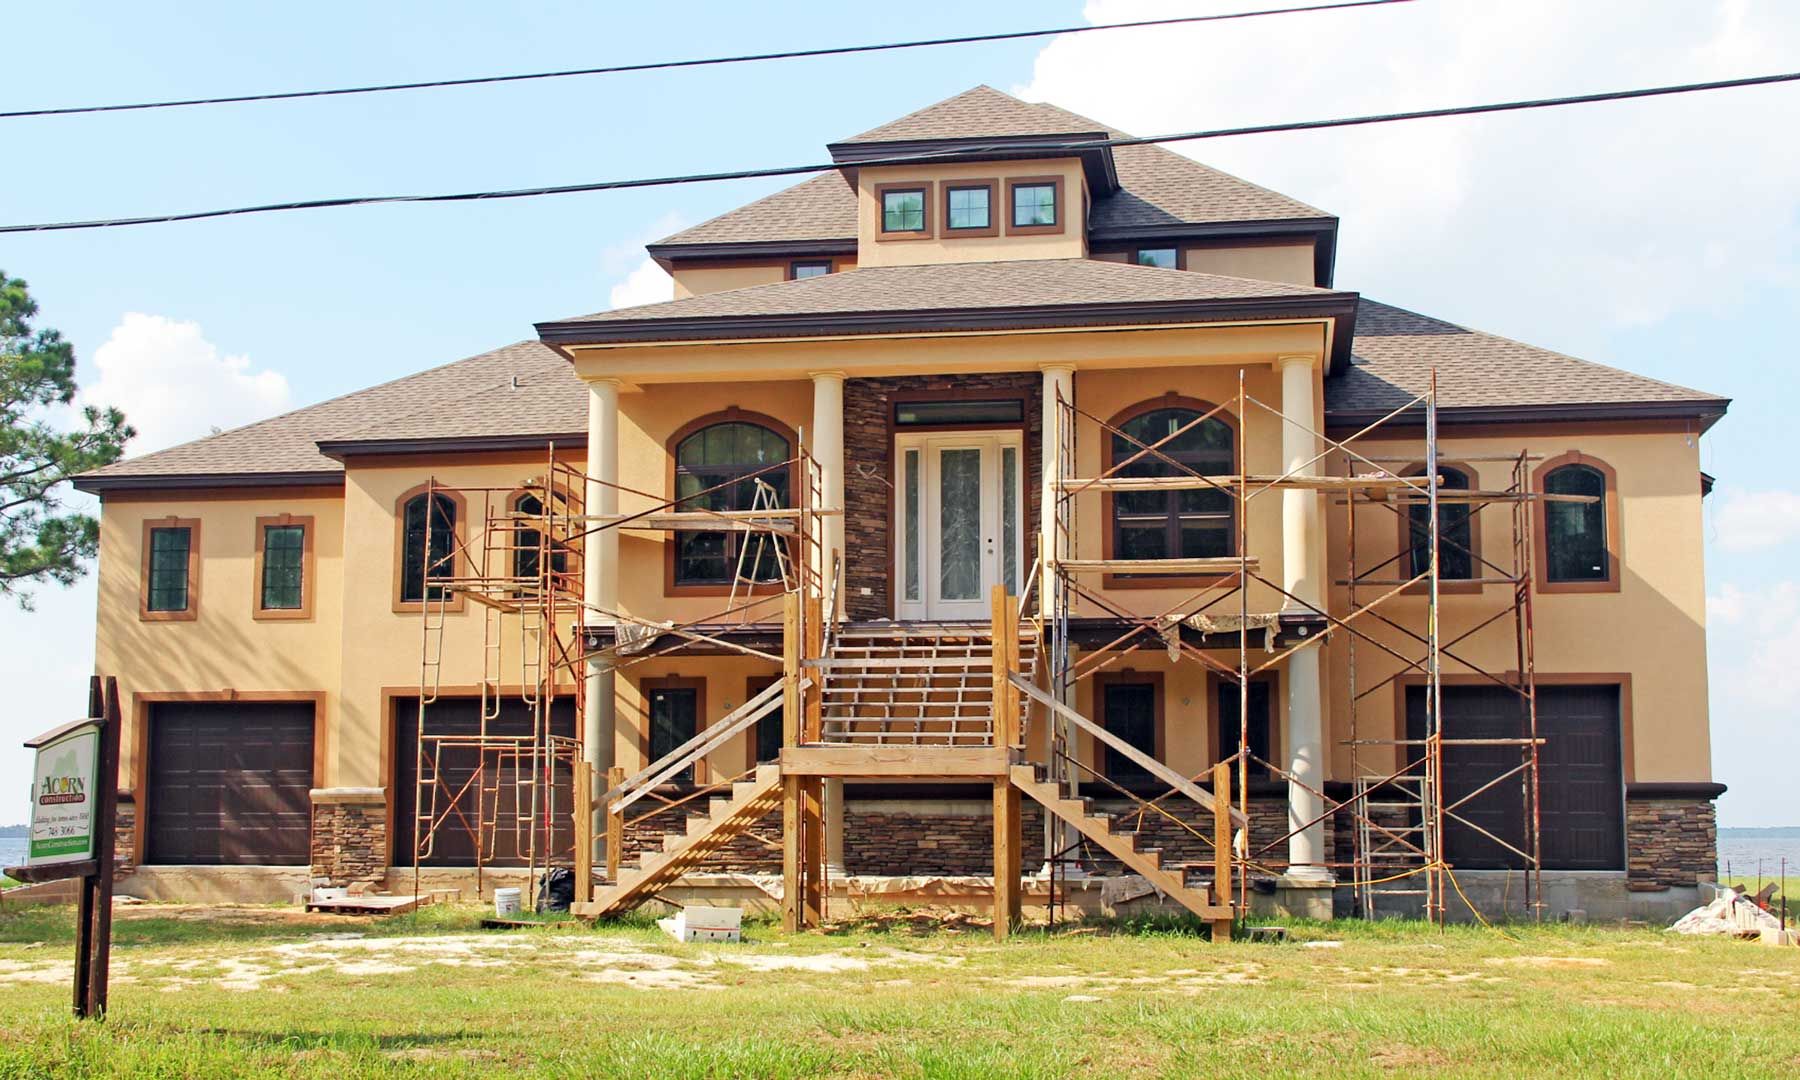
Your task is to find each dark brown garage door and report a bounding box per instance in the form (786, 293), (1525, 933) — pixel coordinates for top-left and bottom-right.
(146, 701), (315, 865)
(1406, 684), (1624, 871)
(392, 697), (577, 867)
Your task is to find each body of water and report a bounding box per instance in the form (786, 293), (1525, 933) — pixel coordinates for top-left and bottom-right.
(0, 837), (25, 870)
(1718, 829), (1800, 880)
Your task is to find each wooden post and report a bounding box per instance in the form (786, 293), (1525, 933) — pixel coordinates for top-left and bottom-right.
(783, 592), (802, 746)
(992, 777), (1021, 940)
(573, 764), (593, 904)
(990, 585), (1009, 748)
(782, 777), (803, 932)
(802, 778), (824, 925)
(605, 765), (625, 883)
(804, 596), (823, 743)
(1212, 761), (1234, 943)
(84, 678), (121, 1018)
(1003, 594), (1020, 747)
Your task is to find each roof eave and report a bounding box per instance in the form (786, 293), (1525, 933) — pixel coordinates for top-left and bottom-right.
(1089, 217), (1341, 288)
(1325, 398), (1731, 433)
(646, 237), (858, 271)
(826, 134), (1120, 193)
(539, 292), (1359, 368)
(72, 469), (345, 495)
(316, 432), (589, 462)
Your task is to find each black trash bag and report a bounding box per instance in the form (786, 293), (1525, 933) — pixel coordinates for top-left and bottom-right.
(537, 867), (575, 913)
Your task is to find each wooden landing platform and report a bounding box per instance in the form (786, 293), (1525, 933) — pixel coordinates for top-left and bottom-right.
(780, 744), (1018, 778)
(305, 894), (430, 917)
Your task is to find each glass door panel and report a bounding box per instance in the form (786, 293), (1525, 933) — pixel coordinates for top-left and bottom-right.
(937, 448), (984, 602)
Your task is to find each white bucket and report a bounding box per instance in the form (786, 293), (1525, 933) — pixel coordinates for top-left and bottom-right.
(494, 887), (522, 917)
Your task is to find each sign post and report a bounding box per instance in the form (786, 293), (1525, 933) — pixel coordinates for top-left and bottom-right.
(5, 675), (121, 1019)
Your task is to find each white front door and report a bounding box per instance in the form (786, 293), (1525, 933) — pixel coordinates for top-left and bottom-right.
(895, 431), (1024, 620)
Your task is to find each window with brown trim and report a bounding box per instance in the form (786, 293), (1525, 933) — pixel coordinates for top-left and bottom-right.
(1006, 176), (1064, 235)
(942, 180), (998, 237)
(398, 489), (459, 604)
(644, 677), (704, 785)
(254, 514), (314, 619)
(1134, 247), (1179, 269)
(1540, 459), (1614, 587)
(748, 675), (783, 767)
(789, 260), (832, 280)
(671, 413), (794, 589)
(1105, 398), (1235, 572)
(1097, 674), (1161, 786)
(510, 491), (570, 593)
(1217, 678), (1275, 781)
(877, 182), (932, 238)
(1404, 466), (1476, 580)
(141, 517), (200, 620)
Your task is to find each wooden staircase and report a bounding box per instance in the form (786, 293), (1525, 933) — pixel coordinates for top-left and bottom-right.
(573, 763), (783, 920)
(1008, 764), (1233, 922)
(817, 622), (1037, 746)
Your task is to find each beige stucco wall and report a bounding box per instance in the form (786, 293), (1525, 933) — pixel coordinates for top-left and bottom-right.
(1091, 243), (1317, 288)
(1323, 428), (1711, 783)
(855, 158), (1088, 267)
(94, 489), (346, 794)
(1183, 243), (1315, 287)
(671, 259), (860, 300)
(332, 453), (586, 792)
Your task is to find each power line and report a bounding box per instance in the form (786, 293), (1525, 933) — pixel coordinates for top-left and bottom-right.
(1, 1), (1414, 120)
(5, 69), (1796, 235)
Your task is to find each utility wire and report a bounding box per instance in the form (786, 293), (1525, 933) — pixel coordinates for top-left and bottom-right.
(0, 1), (1414, 120)
(5, 69), (1796, 235)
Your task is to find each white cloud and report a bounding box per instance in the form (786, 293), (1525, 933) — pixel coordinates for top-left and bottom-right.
(1016, 0), (1800, 350)
(601, 210), (684, 310)
(609, 258), (673, 310)
(81, 313), (291, 456)
(1711, 490), (1800, 552)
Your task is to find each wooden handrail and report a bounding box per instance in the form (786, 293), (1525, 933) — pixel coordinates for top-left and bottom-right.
(1011, 674), (1247, 829)
(607, 678), (795, 814)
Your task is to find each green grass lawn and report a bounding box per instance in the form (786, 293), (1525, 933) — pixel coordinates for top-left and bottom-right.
(0, 902), (1797, 1078)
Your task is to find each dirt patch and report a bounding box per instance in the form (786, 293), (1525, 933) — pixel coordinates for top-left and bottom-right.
(1487, 956), (1611, 969)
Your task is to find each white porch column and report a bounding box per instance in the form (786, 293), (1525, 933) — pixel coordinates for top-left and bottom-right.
(810, 371), (848, 873)
(584, 379), (621, 857)
(1278, 354), (1330, 881)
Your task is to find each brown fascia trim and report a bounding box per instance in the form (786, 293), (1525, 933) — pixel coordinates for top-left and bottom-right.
(647, 238), (857, 271)
(1324, 398), (1730, 434)
(316, 432), (588, 461)
(538, 292), (1360, 369)
(826, 133), (1119, 192)
(1089, 216), (1341, 287)
(72, 469), (343, 495)
(1700, 471), (1716, 498)
(1626, 781), (1727, 800)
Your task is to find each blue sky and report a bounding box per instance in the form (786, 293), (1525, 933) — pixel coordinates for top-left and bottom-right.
(2, 1), (1796, 827)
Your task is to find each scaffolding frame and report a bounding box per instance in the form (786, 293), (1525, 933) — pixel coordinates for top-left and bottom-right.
(409, 439), (836, 905)
(1040, 369), (1589, 924)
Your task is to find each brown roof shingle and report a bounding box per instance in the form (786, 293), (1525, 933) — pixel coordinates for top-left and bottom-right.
(652, 86), (1325, 249)
(1329, 300), (1728, 419)
(546, 257), (1331, 329)
(74, 341), (577, 489)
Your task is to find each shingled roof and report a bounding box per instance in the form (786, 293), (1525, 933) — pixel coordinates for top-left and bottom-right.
(73, 341), (579, 491)
(653, 86), (1325, 250)
(1329, 301), (1729, 426)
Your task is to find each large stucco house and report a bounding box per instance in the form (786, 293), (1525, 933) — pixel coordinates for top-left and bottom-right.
(75, 86), (1726, 923)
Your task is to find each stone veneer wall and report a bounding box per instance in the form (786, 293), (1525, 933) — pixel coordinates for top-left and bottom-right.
(114, 797), (137, 873)
(842, 374), (1043, 619)
(1626, 797), (1717, 890)
(310, 800), (388, 890)
(623, 806), (783, 873)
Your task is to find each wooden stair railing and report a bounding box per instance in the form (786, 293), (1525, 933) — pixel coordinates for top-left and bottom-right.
(574, 763), (783, 920)
(1009, 764), (1232, 924)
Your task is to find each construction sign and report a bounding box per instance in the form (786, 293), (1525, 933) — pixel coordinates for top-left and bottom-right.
(25, 719), (101, 866)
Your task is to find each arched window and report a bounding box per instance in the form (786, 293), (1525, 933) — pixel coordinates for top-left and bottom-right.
(511, 491), (571, 591)
(671, 415), (793, 588)
(1405, 466), (1475, 580)
(1107, 399), (1235, 566)
(399, 489), (458, 603)
(1543, 463), (1609, 583)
